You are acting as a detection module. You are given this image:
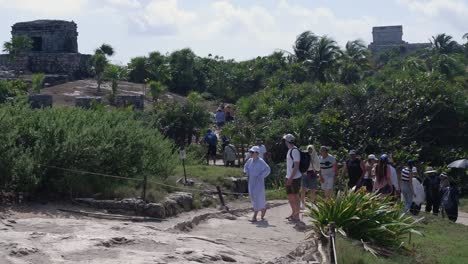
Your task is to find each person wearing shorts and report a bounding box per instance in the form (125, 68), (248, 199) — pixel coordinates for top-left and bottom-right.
(301, 145), (320, 208)
(283, 134), (302, 222)
(319, 146), (338, 200)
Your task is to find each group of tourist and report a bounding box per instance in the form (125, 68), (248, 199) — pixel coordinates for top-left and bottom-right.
(242, 133), (460, 224)
(214, 104), (234, 129)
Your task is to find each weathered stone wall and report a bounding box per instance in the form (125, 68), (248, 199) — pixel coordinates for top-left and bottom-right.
(372, 25), (404, 44)
(114, 95), (145, 110)
(0, 53), (92, 79)
(75, 96), (102, 109)
(28, 94), (53, 109)
(12, 20), (78, 53)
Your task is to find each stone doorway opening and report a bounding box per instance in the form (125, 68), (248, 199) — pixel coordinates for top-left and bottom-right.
(31, 37), (42, 52)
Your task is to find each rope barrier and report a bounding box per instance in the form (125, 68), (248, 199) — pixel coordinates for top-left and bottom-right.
(39, 164), (248, 196)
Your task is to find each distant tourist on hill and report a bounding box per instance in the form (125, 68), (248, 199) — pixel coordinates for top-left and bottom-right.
(301, 145), (320, 208)
(423, 167), (441, 216)
(373, 154), (394, 196)
(225, 104), (234, 123)
(244, 146), (271, 222)
(319, 146), (338, 200)
(362, 154), (378, 192)
(223, 140), (237, 167)
(215, 108), (226, 128)
(283, 134), (302, 222)
(342, 150), (365, 190)
(401, 160), (417, 212)
(204, 129), (218, 165)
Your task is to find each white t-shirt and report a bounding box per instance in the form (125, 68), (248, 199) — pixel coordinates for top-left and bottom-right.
(286, 148), (302, 179)
(389, 165), (400, 190)
(258, 144), (267, 159)
(319, 154), (336, 178)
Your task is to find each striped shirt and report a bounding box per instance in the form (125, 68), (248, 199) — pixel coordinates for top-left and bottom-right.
(401, 167), (417, 182)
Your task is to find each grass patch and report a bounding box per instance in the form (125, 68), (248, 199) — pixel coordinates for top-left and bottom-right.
(459, 198), (468, 213)
(266, 188), (287, 200)
(336, 214), (468, 264)
(173, 165), (243, 187)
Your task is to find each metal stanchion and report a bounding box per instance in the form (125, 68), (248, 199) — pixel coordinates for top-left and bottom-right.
(329, 221), (338, 264)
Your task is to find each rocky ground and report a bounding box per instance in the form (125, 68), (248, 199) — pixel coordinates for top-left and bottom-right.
(0, 201), (325, 264)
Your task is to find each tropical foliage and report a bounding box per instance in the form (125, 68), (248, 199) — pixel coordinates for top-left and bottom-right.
(308, 189), (422, 250)
(0, 101), (177, 197)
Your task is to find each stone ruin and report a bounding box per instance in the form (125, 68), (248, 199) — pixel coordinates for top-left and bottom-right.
(0, 20), (92, 84)
(368, 25), (431, 54)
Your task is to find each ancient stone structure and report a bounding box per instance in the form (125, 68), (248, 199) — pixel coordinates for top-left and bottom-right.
(28, 94), (53, 109)
(114, 95), (145, 110)
(0, 20), (91, 81)
(368, 25), (431, 54)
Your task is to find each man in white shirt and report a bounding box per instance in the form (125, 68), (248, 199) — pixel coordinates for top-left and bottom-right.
(256, 139), (267, 160)
(283, 134), (302, 222)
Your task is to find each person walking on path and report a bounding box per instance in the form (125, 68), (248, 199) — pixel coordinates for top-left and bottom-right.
(440, 176), (459, 222)
(283, 134), (302, 222)
(319, 146), (338, 200)
(362, 154), (378, 192)
(423, 167), (441, 215)
(223, 140), (237, 167)
(342, 150), (365, 190)
(388, 155), (401, 199)
(301, 145), (320, 208)
(244, 146), (271, 222)
(256, 139), (268, 161)
(373, 154), (394, 196)
(203, 129), (218, 165)
(215, 108), (226, 128)
(401, 160), (417, 212)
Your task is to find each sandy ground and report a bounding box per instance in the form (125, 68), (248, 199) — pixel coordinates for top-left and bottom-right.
(0, 201), (311, 264)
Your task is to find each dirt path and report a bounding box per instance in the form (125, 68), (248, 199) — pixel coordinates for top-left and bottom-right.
(0, 201), (318, 264)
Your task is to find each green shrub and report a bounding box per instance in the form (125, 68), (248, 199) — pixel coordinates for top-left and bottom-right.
(0, 102), (177, 197)
(31, 73), (45, 93)
(0, 80), (28, 103)
(307, 189), (422, 250)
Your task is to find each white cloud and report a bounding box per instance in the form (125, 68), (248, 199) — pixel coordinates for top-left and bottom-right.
(0, 0), (87, 16)
(131, 0), (196, 35)
(105, 0), (141, 8)
(397, 0), (468, 17)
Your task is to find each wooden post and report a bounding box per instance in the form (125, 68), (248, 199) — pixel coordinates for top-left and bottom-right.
(216, 186), (227, 210)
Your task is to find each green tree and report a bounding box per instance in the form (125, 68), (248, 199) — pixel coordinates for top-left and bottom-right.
(2, 35), (33, 76)
(91, 53), (108, 94)
(168, 48), (197, 95)
(148, 80), (167, 101)
(147, 51), (170, 84)
(91, 44), (115, 94)
(293, 31), (318, 63)
(339, 40), (371, 84)
(104, 64), (127, 97)
(127, 56), (149, 83)
(431, 33), (461, 54)
(306, 35), (342, 82)
(31, 73), (46, 94)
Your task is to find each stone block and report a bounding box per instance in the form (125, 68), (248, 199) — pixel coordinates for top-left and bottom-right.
(75, 96), (102, 109)
(114, 95), (144, 110)
(28, 94), (52, 109)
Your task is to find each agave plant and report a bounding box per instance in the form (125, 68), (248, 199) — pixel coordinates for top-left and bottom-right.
(307, 189), (422, 250)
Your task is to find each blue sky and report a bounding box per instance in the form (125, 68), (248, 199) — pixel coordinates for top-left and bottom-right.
(0, 0), (467, 64)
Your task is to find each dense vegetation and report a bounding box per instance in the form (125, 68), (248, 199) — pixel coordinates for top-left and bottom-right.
(0, 101), (177, 197)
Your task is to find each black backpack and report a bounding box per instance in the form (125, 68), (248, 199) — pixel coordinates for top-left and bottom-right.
(289, 147), (311, 173)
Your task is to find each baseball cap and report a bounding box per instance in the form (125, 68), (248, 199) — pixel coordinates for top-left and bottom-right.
(349, 150), (357, 155)
(282, 134), (295, 143)
(249, 146), (260, 153)
(380, 154), (389, 161)
(368, 154), (378, 160)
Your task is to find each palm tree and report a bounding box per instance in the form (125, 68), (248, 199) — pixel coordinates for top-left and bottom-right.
(344, 39), (370, 67)
(293, 31), (318, 63)
(306, 36), (342, 82)
(91, 44), (115, 94)
(430, 34), (461, 54)
(104, 64), (127, 98)
(338, 39), (371, 84)
(95, 43), (114, 56)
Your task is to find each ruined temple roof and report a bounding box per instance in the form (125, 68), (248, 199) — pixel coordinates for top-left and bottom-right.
(12, 20), (77, 31)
